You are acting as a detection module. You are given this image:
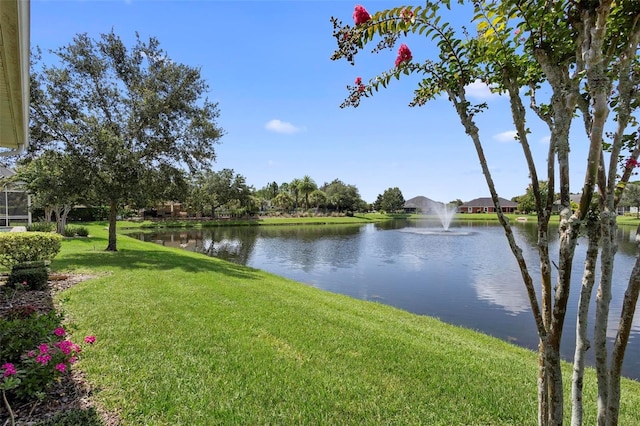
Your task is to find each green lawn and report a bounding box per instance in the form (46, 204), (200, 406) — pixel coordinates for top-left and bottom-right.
(53, 224), (640, 425)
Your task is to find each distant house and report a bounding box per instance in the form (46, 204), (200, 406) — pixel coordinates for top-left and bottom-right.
(404, 196), (446, 214)
(458, 197), (518, 213)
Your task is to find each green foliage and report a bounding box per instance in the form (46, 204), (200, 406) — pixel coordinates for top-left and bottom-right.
(186, 169), (251, 217)
(8, 265), (49, 291)
(321, 179), (364, 212)
(0, 232), (62, 268)
(62, 226), (77, 237)
(376, 187), (405, 213)
(75, 226), (89, 237)
(27, 221), (55, 233)
(36, 407), (103, 426)
(61, 225), (89, 238)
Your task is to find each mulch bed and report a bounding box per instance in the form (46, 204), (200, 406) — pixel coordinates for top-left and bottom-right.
(1, 274), (120, 425)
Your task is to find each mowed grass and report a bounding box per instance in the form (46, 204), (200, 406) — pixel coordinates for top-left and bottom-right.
(53, 225), (640, 425)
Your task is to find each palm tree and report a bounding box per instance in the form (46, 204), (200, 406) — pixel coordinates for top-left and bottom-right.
(289, 178), (302, 209)
(298, 175), (317, 210)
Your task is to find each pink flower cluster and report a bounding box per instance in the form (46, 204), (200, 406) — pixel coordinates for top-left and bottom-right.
(355, 76), (365, 92)
(353, 4), (370, 25)
(401, 8), (413, 23)
(626, 158), (640, 169)
(395, 44), (412, 67)
(2, 363), (17, 377)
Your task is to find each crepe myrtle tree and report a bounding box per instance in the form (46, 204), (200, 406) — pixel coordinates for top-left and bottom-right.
(29, 31), (224, 251)
(332, 2), (639, 425)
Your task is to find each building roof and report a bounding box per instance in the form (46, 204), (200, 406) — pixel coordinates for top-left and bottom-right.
(0, 0), (30, 153)
(460, 197), (518, 208)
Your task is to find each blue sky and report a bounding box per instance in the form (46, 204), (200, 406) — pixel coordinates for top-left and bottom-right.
(31, 0), (591, 204)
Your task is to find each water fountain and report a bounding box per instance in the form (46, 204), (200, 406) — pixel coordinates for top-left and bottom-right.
(433, 202), (458, 231)
(401, 201), (472, 236)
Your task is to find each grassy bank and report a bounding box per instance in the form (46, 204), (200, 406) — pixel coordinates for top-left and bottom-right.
(53, 225), (640, 425)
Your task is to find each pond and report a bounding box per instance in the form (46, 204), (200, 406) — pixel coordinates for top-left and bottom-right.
(127, 219), (640, 380)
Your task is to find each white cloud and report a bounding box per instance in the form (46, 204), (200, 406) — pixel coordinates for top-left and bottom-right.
(465, 79), (505, 100)
(493, 130), (518, 143)
(539, 135), (551, 145)
(265, 119), (304, 134)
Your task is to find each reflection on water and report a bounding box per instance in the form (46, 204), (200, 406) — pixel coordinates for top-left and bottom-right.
(127, 220), (640, 380)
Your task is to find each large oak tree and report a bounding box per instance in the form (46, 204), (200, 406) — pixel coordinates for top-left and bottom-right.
(29, 32), (224, 250)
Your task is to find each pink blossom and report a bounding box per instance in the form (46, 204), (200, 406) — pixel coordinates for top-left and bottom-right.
(395, 44), (412, 67)
(2, 363), (17, 377)
(401, 8), (413, 23)
(36, 354), (52, 365)
(55, 363), (67, 373)
(514, 29), (521, 35)
(626, 158), (640, 169)
(57, 340), (75, 355)
(84, 335), (96, 344)
(22, 280), (28, 287)
(353, 5), (371, 25)
(358, 85), (365, 92)
(53, 327), (66, 337)
(355, 76), (362, 85)
(69, 356), (78, 364)
(39, 343), (50, 354)
(27, 350), (36, 358)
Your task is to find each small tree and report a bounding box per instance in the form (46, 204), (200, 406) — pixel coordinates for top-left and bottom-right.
(14, 152), (90, 234)
(619, 182), (640, 218)
(378, 187), (405, 213)
(331, 2), (640, 425)
(29, 32), (224, 251)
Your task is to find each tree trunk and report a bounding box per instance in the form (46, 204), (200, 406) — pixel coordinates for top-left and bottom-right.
(52, 204), (73, 234)
(571, 217), (600, 426)
(106, 200), (118, 251)
(594, 212), (616, 424)
(44, 206), (53, 223)
(606, 224), (640, 425)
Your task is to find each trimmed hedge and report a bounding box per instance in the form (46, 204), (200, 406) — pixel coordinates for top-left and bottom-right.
(8, 266), (49, 290)
(0, 232), (62, 268)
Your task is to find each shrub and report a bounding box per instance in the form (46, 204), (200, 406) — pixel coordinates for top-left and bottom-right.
(26, 221), (55, 233)
(75, 226), (89, 237)
(0, 312), (62, 365)
(8, 265), (49, 291)
(0, 318), (96, 402)
(0, 233), (62, 269)
(62, 226), (76, 237)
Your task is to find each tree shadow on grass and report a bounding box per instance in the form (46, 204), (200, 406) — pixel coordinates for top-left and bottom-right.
(51, 247), (264, 281)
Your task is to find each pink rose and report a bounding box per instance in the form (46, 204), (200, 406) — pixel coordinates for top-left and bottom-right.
(55, 363), (67, 373)
(53, 327), (66, 337)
